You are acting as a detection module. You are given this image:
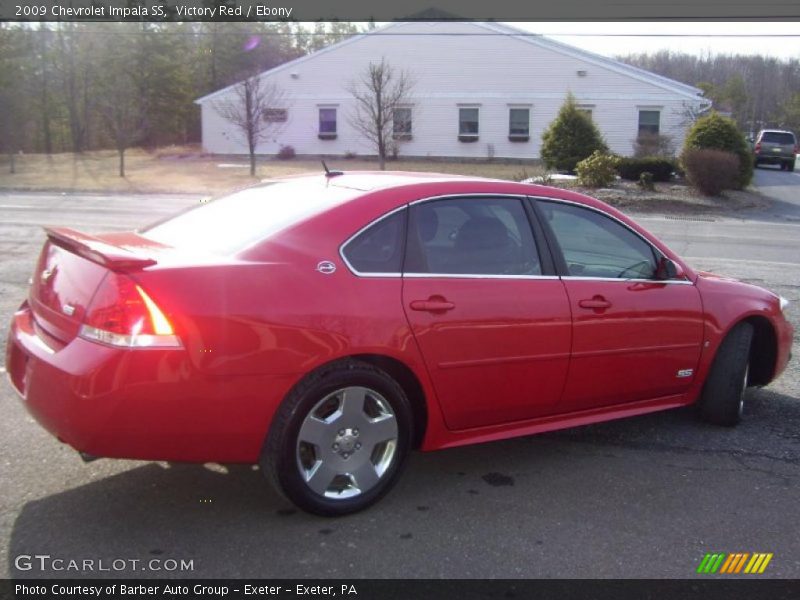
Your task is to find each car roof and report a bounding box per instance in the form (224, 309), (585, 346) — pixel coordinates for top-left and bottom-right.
(758, 129), (795, 135)
(271, 170), (475, 192)
(266, 170), (609, 213)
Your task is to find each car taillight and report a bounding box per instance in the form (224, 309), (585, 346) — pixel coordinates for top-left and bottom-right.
(794, 145), (798, 154)
(79, 273), (181, 348)
(755, 142), (761, 152)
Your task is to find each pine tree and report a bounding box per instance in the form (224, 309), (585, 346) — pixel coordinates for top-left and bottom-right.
(541, 93), (608, 173)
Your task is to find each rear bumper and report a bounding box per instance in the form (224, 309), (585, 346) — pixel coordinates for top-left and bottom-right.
(5, 303), (291, 463)
(755, 153), (795, 164)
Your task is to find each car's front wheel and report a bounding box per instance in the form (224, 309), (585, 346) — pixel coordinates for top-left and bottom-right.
(698, 321), (753, 426)
(262, 361), (413, 516)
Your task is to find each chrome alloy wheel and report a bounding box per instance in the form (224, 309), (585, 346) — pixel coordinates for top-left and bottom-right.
(296, 386), (398, 499)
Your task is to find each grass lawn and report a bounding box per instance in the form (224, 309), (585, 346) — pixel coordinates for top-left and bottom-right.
(0, 146), (545, 196)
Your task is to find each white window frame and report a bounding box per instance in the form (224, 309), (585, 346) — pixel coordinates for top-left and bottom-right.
(637, 107), (661, 136)
(458, 105), (480, 140)
(318, 105), (338, 139)
(508, 106), (531, 140)
(393, 106), (413, 140)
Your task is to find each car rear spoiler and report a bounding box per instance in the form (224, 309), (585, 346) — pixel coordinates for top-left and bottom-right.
(44, 227), (157, 271)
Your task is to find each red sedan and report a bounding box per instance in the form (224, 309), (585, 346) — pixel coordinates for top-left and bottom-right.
(5, 172), (793, 515)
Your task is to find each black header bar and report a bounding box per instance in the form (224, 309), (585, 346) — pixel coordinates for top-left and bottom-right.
(3, 0), (800, 22)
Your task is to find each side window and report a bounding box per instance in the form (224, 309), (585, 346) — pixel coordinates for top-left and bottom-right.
(406, 198), (541, 276)
(541, 201), (657, 279)
(341, 210), (405, 274)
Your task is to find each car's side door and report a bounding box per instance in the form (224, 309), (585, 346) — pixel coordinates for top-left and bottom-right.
(401, 195), (573, 431)
(534, 198), (704, 412)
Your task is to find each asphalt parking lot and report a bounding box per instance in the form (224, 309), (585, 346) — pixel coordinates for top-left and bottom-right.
(1, 170), (798, 579)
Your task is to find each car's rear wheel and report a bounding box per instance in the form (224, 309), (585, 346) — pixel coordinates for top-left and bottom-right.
(262, 361), (413, 516)
(787, 161), (795, 172)
(698, 322), (753, 427)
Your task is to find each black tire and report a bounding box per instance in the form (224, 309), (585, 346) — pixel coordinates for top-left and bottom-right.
(698, 322), (753, 426)
(754, 159), (760, 168)
(788, 161), (796, 172)
(261, 360), (413, 516)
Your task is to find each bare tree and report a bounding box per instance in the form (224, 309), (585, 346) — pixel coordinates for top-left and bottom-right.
(674, 99), (712, 128)
(347, 58), (414, 170)
(98, 78), (148, 178)
(214, 75), (288, 176)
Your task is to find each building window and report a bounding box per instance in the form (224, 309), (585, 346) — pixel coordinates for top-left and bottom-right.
(458, 107), (479, 141)
(263, 108), (288, 123)
(318, 108), (337, 139)
(393, 107), (412, 140)
(638, 110), (660, 136)
(509, 108), (530, 141)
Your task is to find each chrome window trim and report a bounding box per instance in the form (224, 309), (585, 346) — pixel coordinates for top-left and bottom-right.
(532, 195), (694, 286)
(341, 193), (542, 279)
(339, 192), (693, 285)
(404, 273), (560, 280)
(409, 193), (528, 206)
(560, 276), (693, 285)
(339, 205), (407, 278)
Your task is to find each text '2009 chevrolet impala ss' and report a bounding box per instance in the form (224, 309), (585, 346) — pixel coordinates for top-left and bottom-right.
(5, 172), (793, 515)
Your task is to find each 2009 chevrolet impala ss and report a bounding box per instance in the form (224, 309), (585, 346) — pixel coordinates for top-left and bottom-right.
(5, 172), (793, 515)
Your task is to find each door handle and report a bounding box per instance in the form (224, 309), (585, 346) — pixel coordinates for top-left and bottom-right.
(578, 296), (611, 310)
(410, 299), (455, 312)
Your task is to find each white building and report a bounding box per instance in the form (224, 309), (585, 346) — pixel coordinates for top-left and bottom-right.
(196, 21), (710, 160)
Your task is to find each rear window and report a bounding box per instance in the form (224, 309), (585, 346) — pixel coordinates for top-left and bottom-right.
(760, 131), (796, 145)
(143, 180), (362, 255)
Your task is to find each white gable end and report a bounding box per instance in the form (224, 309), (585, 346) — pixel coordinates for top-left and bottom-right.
(198, 21), (707, 160)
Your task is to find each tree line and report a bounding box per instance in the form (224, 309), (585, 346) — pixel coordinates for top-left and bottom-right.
(619, 50), (800, 136)
(0, 21), (363, 162)
(2, 25), (799, 169)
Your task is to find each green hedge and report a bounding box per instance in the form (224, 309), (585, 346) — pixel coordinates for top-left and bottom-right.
(682, 112), (753, 189)
(617, 157), (676, 182)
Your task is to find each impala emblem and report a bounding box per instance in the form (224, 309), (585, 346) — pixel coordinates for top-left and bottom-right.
(40, 268), (54, 283)
(62, 303), (76, 316)
(316, 261), (336, 275)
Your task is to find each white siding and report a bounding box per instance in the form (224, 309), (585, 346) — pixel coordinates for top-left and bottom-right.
(199, 22), (704, 159)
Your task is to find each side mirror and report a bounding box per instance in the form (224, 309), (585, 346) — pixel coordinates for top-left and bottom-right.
(655, 257), (683, 281)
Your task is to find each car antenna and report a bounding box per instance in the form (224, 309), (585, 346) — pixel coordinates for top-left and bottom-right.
(322, 160), (343, 178)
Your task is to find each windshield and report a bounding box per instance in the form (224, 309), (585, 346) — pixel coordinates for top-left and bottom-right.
(143, 179), (362, 255)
